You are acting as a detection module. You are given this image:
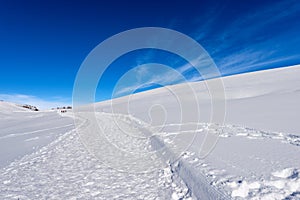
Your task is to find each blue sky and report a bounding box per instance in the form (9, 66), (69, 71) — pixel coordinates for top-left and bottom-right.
(0, 0), (300, 109)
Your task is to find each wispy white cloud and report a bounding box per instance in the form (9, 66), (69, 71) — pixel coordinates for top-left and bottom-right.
(235, 55), (300, 72)
(114, 55), (218, 97)
(0, 94), (71, 110)
(218, 48), (275, 71)
(200, 0), (300, 75)
(113, 0), (300, 98)
(216, 0), (299, 46)
(114, 64), (187, 97)
(190, 4), (222, 42)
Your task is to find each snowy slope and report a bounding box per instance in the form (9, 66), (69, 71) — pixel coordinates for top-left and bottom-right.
(0, 101), (29, 113)
(0, 101), (74, 168)
(95, 64), (300, 135)
(0, 65), (300, 199)
(91, 64), (300, 199)
(222, 65), (300, 134)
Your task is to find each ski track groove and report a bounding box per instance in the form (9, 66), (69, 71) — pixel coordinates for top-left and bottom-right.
(128, 114), (231, 199)
(0, 124), (74, 140)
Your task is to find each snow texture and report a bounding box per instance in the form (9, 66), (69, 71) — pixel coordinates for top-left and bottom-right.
(1, 65), (300, 199)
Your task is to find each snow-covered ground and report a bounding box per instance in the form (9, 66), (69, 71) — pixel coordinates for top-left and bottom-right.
(0, 102), (74, 168)
(0, 107), (190, 199)
(0, 65), (300, 199)
(96, 64), (300, 135)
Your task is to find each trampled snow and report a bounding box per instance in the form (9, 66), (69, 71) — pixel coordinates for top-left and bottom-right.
(1, 65), (300, 199)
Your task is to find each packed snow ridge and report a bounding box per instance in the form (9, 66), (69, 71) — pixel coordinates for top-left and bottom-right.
(0, 65), (300, 199)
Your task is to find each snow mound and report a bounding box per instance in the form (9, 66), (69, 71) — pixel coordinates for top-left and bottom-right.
(231, 181), (260, 198)
(272, 168), (298, 179)
(0, 101), (30, 113)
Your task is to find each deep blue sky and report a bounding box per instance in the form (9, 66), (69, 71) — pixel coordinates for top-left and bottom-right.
(0, 0), (300, 108)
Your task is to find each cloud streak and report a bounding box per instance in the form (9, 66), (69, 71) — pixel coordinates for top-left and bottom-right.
(195, 0), (300, 76)
(99, 1), (300, 100)
(114, 54), (218, 97)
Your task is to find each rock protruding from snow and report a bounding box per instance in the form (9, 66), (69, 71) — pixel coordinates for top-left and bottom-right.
(20, 104), (39, 111)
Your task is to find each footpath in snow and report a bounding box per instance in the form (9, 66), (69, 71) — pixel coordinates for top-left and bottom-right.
(0, 111), (192, 199)
(1, 109), (300, 199)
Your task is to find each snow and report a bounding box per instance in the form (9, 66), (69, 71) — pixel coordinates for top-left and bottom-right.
(272, 168), (297, 179)
(95, 64), (300, 135)
(0, 101), (29, 113)
(0, 101), (74, 168)
(1, 65), (300, 199)
(0, 112), (190, 199)
(231, 181), (251, 198)
(152, 120), (300, 199)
